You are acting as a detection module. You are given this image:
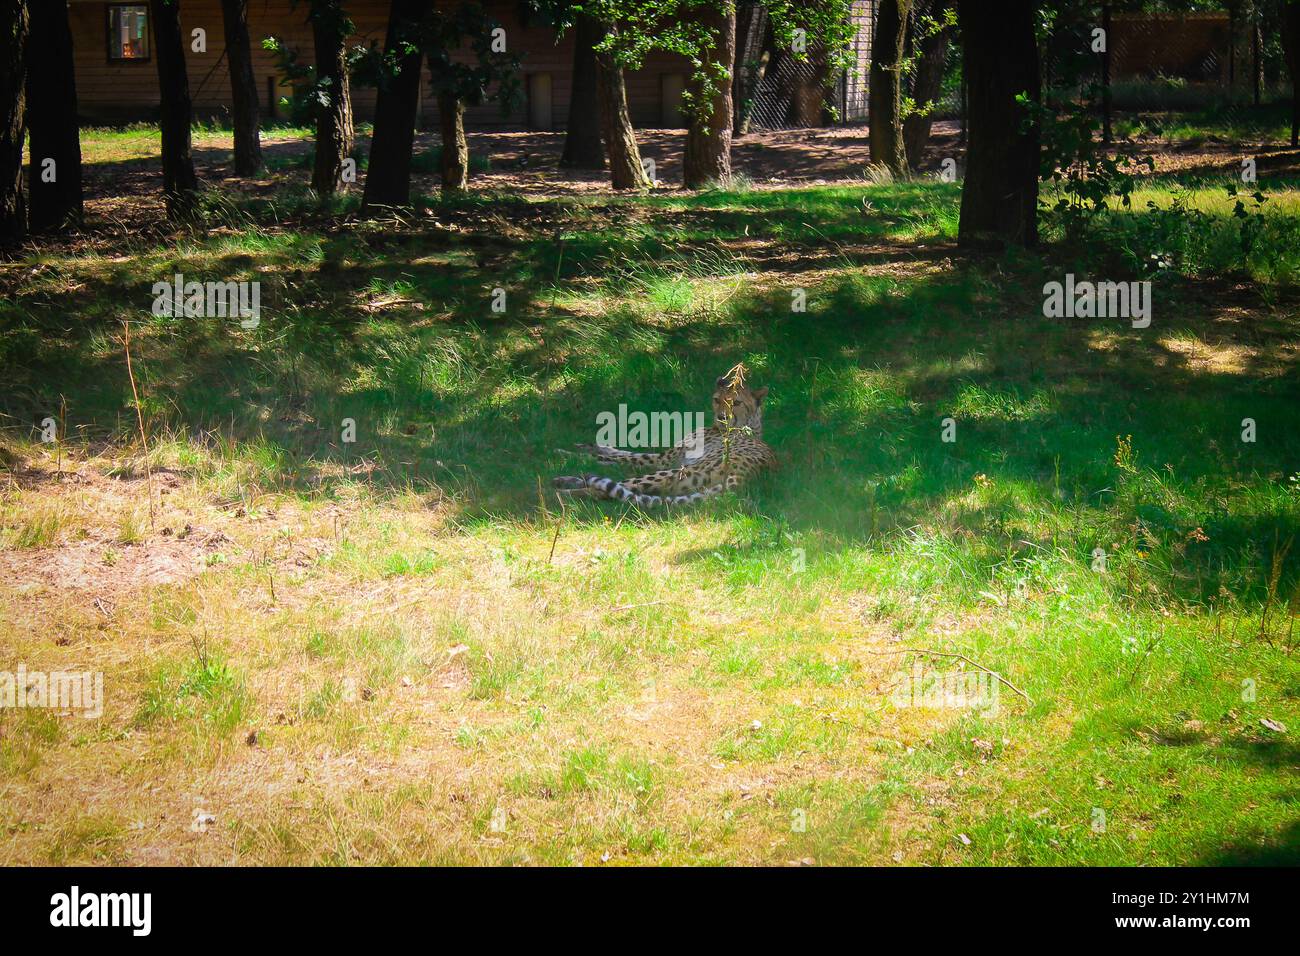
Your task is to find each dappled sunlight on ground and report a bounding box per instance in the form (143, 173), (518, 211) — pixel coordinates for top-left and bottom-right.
(2, 126), (1299, 865)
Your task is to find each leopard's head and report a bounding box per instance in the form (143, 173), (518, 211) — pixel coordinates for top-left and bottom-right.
(713, 369), (769, 437)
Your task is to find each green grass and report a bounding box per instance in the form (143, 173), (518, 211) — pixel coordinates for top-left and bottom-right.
(0, 125), (1298, 865)
(1107, 91), (1294, 144)
(138, 652), (249, 737)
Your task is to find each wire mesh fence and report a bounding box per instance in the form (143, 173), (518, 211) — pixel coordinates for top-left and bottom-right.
(737, 2), (1292, 136)
(1049, 8), (1292, 111)
(737, 0), (876, 133)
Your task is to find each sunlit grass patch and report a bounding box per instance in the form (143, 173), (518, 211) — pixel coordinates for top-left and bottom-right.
(44, 813), (128, 865)
(138, 652), (249, 737)
(0, 489), (86, 550)
(0, 709), (63, 778)
(950, 383), (1056, 422)
(2, 157), (1300, 865)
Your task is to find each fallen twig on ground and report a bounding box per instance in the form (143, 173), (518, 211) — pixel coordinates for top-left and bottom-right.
(867, 647), (1032, 705)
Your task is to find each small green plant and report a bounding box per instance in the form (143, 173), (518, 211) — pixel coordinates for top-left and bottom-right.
(1113, 434), (1137, 475)
(1021, 93), (1154, 241)
(1227, 183), (1270, 257)
(138, 638), (247, 735)
(262, 34), (376, 128)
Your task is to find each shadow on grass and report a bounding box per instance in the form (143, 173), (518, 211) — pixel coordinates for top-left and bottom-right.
(1201, 826), (1300, 865)
(4, 189), (1300, 605)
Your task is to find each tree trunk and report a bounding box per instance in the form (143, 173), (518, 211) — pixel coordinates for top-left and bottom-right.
(1253, 20), (1262, 107)
(791, 44), (830, 127)
(903, 0), (952, 170)
(0, 0), (28, 245)
(683, 2), (736, 189)
(732, 1), (765, 134)
(560, 13), (605, 169)
(595, 23), (650, 190)
(1101, 3), (1112, 144)
(869, 0), (910, 176)
(737, 45), (770, 136)
(1284, 1), (1300, 146)
(26, 0), (81, 232)
(1228, 2), (1237, 87)
(309, 0), (354, 196)
(436, 91), (467, 194)
(957, 0), (1039, 248)
(362, 0), (427, 209)
(150, 0), (200, 219)
(220, 0), (262, 175)
(958, 51), (967, 145)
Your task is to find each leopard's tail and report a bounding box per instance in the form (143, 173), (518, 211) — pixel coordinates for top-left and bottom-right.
(553, 474), (735, 507)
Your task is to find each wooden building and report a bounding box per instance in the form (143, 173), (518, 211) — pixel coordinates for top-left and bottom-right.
(67, 1), (875, 130)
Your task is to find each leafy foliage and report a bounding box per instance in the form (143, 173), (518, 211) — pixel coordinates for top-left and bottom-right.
(418, 2), (522, 112)
(575, 0), (858, 121)
(1021, 92), (1154, 239)
(262, 1), (373, 127)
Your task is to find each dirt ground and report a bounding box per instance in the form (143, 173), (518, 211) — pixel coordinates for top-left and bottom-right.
(395, 121), (1300, 191)
(71, 119), (1300, 233)
(73, 123), (955, 232)
(452, 122), (968, 193)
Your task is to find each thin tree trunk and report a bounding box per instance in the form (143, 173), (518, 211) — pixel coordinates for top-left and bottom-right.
(150, 0), (200, 219)
(595, 23), (650, 190)
(903, 0), (952, 170)
(1285, 1), (1300, 146)
(560, 13), (605, 169)
(436, 91), (467, 193)
(957, 0), (1039, 248)
(1228, 3), (1237, 88)
(732, 1), (764, 134)
(737, 46), (770, 136)
(362, 0), (427, 209)
(27, 0), (81, 232)
(683, 1), (736, 189)
(0, 0), (28, 245)
(958, 51), (967, 145)
(1101, 2), (1112, 144)
(310, 0), (353, 196)
(791, 44), (830, 127)
(1253, 20), (1262, 106)
(870, 0), (910, 176)
(220, 0), (262, 175)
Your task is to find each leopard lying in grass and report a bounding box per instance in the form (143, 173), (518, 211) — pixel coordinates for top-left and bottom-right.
(554, 368), (776, 507)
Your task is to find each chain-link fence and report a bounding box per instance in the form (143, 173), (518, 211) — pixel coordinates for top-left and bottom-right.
(1048, 8), (1292, 111)
(738, 2), (1291, 136)
(736, 0), (876, 133)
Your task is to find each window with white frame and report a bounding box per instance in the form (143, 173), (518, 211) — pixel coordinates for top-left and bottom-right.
(107, 4), (150, 61)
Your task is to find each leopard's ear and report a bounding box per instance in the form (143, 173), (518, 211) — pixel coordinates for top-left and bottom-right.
(716, 375), (729, 388)
(753, 386), (768, 402)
